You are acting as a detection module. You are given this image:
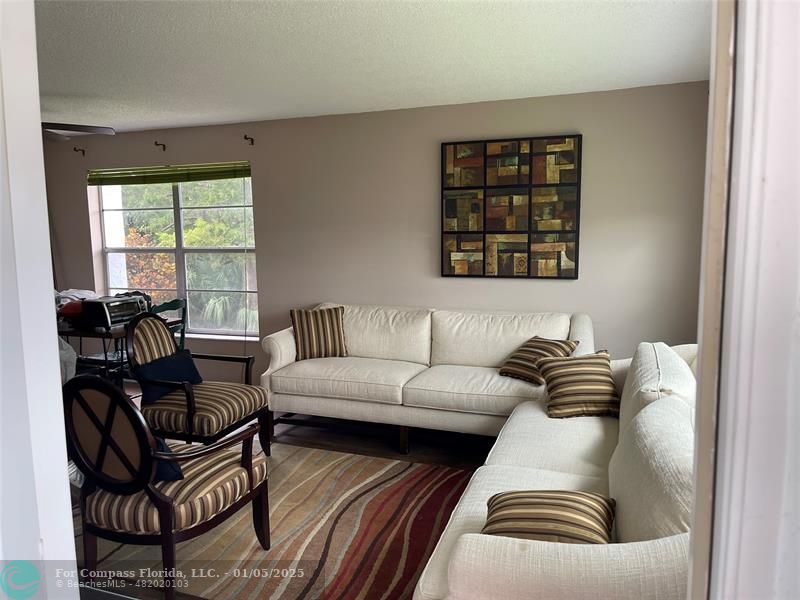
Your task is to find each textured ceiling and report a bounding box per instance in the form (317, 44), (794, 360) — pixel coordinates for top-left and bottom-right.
(35, 0), (712, 132)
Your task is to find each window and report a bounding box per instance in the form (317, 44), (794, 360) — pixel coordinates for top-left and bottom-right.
(93, 163), (258, 336)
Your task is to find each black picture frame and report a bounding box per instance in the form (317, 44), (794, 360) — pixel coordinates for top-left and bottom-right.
(441, 134), (582, 279)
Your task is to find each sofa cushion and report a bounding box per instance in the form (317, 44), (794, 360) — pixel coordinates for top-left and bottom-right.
(403, 365), (543, 416)
(539, 351), (620, 418)
(619, 342), (696, 435)
(482, 490), (615, 544)
(271, 357), (426, 405)
(485, 401), (618, 477)
(499, 337), (579, 385)
(609, 399), (695, 542)
(431, 310), (571, 367)
(318, 303), (432, 365)
(290, 306), (347, 360)
(416, 465), (607, 600)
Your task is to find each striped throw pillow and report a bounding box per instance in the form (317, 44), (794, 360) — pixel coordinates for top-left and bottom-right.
(482, 490), (615, 544)
(538, 351), (620, 417)
(499, 337), (579, 385)
(290, 307), (348, 361)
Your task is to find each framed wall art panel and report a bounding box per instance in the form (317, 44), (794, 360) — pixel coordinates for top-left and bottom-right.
(441, 134), (581, 279)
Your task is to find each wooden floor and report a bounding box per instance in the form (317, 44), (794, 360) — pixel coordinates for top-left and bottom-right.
(272, 412), (492, 469)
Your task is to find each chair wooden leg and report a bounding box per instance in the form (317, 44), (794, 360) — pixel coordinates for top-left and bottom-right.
(398, 425), (410, 455)
(258, 410), (273, 456)
(82, 528), (97, 576)
(252, 485), (271, 550)
(161, 532), (177, 600)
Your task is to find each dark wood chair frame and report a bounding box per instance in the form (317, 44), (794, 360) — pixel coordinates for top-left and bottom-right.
(63, 375), (270, 600)
(126, 312), (273, 455)
(151, 298), (188, 350)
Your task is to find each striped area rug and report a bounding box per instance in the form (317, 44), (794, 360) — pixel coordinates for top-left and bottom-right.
(74, 443), (473, 599)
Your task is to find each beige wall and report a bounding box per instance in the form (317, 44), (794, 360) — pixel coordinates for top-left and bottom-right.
(44, 81), (708, 366)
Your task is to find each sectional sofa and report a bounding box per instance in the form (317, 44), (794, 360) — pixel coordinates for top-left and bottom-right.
(414, 341), (698, 600)
(261, 305), (697, 599)
(261, 303), (594, 440)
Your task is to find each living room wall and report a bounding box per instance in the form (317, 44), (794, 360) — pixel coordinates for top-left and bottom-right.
(44, 81), (708, 364)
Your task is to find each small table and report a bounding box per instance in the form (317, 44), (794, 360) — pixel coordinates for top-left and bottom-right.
(59, 319), (180, 383)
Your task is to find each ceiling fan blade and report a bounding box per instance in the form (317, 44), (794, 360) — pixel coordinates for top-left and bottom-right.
(43, 130), (71, 141)
(41, 122), (116, 136)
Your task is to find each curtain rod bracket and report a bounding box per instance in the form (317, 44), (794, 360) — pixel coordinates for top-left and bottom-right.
(154, 141), (166, 152)
(243, 135), (254, 146)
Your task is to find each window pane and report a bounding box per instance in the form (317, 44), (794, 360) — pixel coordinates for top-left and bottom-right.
(187, 291), (259, 333)
(101, 183), (173, 209)
(180, 178), (252, 207)
(181, 207), (254, 248)
(107, 252), (176, 290)
(103, 209), (175, 248)
(185, 252), (257, 292)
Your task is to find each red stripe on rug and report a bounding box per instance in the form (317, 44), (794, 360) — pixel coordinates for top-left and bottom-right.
(324, 463), (439, 597)
(327, 464), (471, 600)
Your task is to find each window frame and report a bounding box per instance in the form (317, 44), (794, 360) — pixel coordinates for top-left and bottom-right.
(99, 179), (258, 337)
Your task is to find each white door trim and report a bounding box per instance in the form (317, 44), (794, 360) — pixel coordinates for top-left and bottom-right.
(710, 0), (800, 597)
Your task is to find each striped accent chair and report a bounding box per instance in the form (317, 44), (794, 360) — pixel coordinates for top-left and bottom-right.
(63, 376), (270, 600)
(127, 312), (272, 455)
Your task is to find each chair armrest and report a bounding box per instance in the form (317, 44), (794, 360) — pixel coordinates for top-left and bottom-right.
(260, 327), (297, 390)
(135, 378), (197, 436)
(137, 377), (192, 390)
(192, 353), (255, 384)
(569, 313), (595, 355)
(152, 423), (260, 462)
(445, 532), (689, 600)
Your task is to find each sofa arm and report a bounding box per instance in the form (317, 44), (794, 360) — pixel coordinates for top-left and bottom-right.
(611, 357), (633, 396)
(568, 313), (595, 355)
(260, 327), (297, 390)
(446, 532), (689, 600)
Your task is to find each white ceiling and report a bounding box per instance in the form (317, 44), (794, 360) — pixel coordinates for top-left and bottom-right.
(35, 0), (712, 132)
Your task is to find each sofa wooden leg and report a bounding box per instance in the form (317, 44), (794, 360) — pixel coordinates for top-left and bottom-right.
(398, 425), (410, 455)
(252, 485), (271, 550)
(258, 410), (272, 456)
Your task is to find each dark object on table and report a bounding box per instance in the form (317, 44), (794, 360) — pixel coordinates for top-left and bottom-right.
(134, 349), (203, 405)
(63, 375), (269, 600)
(79, 296), (146, 329)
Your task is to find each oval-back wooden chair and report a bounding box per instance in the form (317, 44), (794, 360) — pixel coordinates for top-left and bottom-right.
(63, 375), (270, 599)
(126, 312), (272, 455)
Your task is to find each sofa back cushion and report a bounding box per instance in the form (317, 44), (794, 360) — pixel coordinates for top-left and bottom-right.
(319, 303), (433, 365)
(609, 398), (695, 542)
(431, 310), (571, 367)
(619, 342), (697, 435)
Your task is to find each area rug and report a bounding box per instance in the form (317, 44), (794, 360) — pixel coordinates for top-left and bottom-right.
(73, 443), (474, 599)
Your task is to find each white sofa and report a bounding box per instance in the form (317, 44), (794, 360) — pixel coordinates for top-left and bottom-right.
(260, 303), (595, 438)
(414, 341), (698, 600)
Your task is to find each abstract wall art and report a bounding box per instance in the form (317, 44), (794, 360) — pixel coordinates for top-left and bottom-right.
(442, 134), (581, 279)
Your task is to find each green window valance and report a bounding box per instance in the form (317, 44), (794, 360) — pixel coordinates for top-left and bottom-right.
(87, 162), (251, 186)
